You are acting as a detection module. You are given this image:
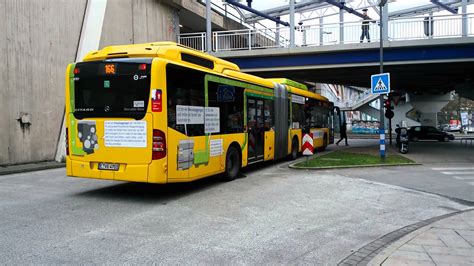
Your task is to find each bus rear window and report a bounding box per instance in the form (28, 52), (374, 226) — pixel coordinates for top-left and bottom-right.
(72, 58), (152, 119)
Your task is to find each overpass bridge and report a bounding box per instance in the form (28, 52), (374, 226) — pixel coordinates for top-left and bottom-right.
(180, 13), (474, 100)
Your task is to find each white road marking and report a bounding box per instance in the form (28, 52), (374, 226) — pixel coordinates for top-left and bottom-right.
(452, 176), (474, 180)
(468, 182), (474, 186)
(431, 167), (474, 171)
(441, 171), (474, 175)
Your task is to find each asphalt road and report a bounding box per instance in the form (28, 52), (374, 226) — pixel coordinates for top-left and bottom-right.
(0, 140), (471, 264)
(333, 139), (474, 204)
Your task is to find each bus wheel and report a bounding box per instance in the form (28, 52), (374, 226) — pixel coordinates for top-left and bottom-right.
(290, 138), (299, 160)
(224, 145), (241, 181)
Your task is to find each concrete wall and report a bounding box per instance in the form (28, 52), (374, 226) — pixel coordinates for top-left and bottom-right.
(0, 0), (181, 165)
(99, 0), (179, 49)
(0, 0), (87, 165)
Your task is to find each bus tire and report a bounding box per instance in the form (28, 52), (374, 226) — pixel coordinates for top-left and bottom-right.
(289, 137), (299, 160)
(223, 145), (241, 181)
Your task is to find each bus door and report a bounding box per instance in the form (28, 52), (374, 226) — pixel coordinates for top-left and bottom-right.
(247, 97), (265, 162)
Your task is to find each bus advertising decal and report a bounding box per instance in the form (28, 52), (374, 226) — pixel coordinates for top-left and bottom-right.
(104, 121), (147, 148)
(151, 89), (162, 112)
(77, 121), (99, 154)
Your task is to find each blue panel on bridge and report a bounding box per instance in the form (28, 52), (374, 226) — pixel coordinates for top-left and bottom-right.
(227, 44), (474, 69)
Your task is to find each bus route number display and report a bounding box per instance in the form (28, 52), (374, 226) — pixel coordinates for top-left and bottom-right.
(104, 64), (116, 75)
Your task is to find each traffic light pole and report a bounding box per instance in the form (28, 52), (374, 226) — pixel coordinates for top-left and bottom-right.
(379, 2), (386, 159)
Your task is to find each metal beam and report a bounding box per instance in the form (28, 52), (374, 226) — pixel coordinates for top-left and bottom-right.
(224, 0), (290, 26)
(431, 0), (458, 14)
(324, 0), (369, 20)
(244, 1), (327, 23)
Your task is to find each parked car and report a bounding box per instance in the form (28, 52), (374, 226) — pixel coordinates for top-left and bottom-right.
(408, 126), (455, 142)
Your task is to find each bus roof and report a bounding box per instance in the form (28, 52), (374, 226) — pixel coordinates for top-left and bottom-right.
(289, 86), (329, 102)
(267, 78), (308, 91)
(82, 42), (240, 73)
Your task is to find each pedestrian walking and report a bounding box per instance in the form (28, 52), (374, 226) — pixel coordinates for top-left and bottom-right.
(360, 9), (371, 43)
(336, 122), (349, 146)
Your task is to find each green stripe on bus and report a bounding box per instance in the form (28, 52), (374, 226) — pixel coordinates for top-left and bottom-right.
(245, 92), (274, 100)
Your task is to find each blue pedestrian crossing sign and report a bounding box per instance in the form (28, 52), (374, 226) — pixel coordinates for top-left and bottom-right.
(371, 73), (391, 94)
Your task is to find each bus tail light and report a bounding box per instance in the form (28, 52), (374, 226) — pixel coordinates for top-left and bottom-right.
(65, 128), (69, 156)
(152, 129), (166, 160)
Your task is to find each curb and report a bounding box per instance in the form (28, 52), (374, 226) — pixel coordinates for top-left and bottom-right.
(0, 162), (65, 176)
(288, 162), (420, 170)
(337, 209), (472, 266)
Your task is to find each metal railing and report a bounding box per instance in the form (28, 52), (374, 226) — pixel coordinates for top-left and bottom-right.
(178, 32), (207, 52)
(178, 13), (474, 52)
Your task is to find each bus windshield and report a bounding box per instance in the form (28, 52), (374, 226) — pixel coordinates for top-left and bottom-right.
(72, 58), (152, 119)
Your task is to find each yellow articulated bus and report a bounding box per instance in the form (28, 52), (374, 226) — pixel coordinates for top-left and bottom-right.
(65, 42), (335, 183)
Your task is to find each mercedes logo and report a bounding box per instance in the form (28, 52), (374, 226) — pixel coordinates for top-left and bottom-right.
(104, 106), (110, 112)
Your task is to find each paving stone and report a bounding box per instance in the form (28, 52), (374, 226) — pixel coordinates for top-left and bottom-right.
(424, 245), (474, 257)
(381, 257), (435, 266)
(432, 229), (472, 248)
(409, 237), (447, 247)
(429, 253), (474, 264)
(434, 218), (472, 230)
(391, 250), (433, 261)
(456, 229), (474, 246)
(398, 244), (425, 252)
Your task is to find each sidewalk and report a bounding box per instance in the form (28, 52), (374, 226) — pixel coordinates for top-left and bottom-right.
(0, 161), (65, 176)
(369, 210), (474, 265)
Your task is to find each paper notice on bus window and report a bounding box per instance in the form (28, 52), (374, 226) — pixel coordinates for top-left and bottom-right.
(104, 121), (147, 147)
(291, 95), (305, 104)
(210, 139), (223, 157)
(176, 105), (204, 125)
(205, 107), (220, 134)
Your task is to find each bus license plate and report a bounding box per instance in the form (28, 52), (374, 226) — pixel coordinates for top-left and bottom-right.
(98, 162), (119, 171)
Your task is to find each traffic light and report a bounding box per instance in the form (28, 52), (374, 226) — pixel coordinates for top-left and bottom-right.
(384, 99), (393, 110)
(384, 98), (394, 119)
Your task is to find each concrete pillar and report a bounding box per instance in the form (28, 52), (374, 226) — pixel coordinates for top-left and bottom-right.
(55, 0), (107, 162)
(290, 0), (295, 48)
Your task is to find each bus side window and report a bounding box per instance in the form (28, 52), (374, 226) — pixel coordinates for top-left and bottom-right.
(292, 102), (305, 129)
(208, 81), (244, 134)
(166, 64), (205, 136)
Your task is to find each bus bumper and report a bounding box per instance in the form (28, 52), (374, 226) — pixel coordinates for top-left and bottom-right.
(66, 157), (167, 184)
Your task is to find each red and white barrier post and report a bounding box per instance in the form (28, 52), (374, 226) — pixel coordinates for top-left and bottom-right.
(302, 133), (314, 165)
